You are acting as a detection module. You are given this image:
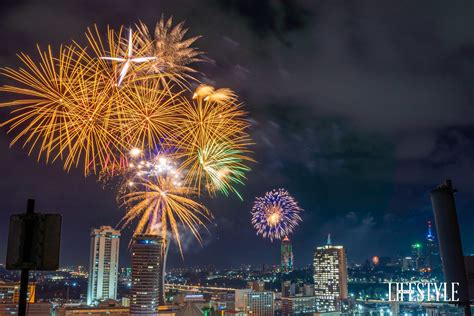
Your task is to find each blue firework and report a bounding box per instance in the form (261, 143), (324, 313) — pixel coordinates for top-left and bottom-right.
(251, 188), (303, 241)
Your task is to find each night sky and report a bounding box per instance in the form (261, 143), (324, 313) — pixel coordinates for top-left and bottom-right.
(1, 0), (474, 269)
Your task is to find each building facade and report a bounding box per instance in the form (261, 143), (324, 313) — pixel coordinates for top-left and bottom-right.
(411, 242), (422, 271)
(424, 220), (440, 272)
(0, 302), (51, 315)
(247, 281), (265, 292)
(246, 292), (274, 316)
(130, 234), (167, 315)
(234, 289), (252, 312)
(281, 236), (294, 273)
(313, 235), (348, 312)
(87, 226), (120, 305)
(281, 296), (319, 316)
(0, 282), (35, 304)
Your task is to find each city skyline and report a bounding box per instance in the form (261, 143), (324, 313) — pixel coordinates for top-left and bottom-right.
(1, 0), (474, 272)
(1, 1), (474, 315)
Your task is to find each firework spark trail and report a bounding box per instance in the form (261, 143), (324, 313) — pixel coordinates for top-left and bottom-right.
(251, 189), (303, 241)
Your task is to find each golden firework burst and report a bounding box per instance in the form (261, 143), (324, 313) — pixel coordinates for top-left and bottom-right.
(0, 45), (125, 174)
(135, 16), (203, 81)
(120, 172), (211, 254)
(170, 84), (253, 196)
(0, 20), (254, 253)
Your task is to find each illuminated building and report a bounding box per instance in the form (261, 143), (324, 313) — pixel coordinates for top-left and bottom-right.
(401, 256), (414, 271)
(313, 234), (348, 312)
(234, 289), (252, 311)
(248, 281), (265, 292)
(0, 302), (51, 315)
(87, 226), (120, 305)
(281, 296), (319, 315)
(281, 236), (294, 273)
(281, 281), (293, 298)
(130, 234), (167, 315)
(0, 281), (35, 303)
(303, 284), (314, 297)
(246, 292), (274, 316)
(234, 290), (274, 315)
(411, 242), (422, 270)
(58, 300), (129, 315)
(424, 220), (440, 272)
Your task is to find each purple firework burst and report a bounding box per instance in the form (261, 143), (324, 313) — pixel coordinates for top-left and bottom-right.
(251, 188), (303, 241)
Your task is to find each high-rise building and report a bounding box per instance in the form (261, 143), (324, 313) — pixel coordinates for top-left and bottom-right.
(281, 236), (294, 273)
(313, 234), (348, 312)
(401, 256), (415, 271)
(87, 226), (120, 305)
(411, 242), (422, 270)
(424, 220), (440, 272)
(130, 234), (167, 315)
(246, 292), (274, 316)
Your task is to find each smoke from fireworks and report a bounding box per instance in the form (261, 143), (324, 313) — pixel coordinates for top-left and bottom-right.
(251, 189), (303, 241)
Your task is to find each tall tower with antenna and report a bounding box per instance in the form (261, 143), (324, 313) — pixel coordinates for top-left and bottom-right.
(424, 220), (439, 272)
(281, 236), (294, 273)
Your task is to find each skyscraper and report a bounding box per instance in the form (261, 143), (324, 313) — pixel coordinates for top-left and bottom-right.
(130, 234), (167, 315)
(281, 236), (294, 273)
(313, 234), (348, 312)
(87, 226), (120, 305)
(424, 220), (439, 272)
(411, 242), (422, 270)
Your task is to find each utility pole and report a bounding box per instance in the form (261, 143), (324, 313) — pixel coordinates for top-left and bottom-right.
(18, 199), (35, 316)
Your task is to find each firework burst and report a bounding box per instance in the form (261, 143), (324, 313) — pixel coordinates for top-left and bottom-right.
(0, 45), (128, 174)
(172, 84), (253, 197)
(0, 19), (253, 254)
(194, 140), (252, 199)
(120, 149), (211, 254)
(116, 79), (183, 152)
(135, 16), (202, 81)
(251, 189), (303, 241)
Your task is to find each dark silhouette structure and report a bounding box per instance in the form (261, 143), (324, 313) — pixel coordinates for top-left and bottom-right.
(430, 180), (471, 315)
